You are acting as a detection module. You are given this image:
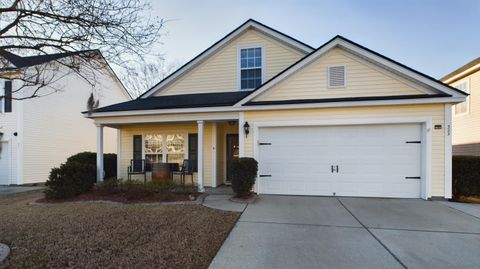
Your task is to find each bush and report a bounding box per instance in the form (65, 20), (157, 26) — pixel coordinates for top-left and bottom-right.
(44, 162), (96, 199)
(230, 157), (258, 197)
(66, 152), (117, 179)
(453, 156), (480, 198)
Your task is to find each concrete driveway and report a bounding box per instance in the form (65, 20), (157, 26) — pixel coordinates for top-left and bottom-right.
(209, 195), (480, 269)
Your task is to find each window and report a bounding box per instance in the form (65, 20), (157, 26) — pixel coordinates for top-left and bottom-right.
(240, 47), (262, 90)
(454, 80), (469, 115)
(3, 80), (12, 113)
(166, 134), (185, 164)
(144, 134), (163, 163)
(144, 133), (186, 165)
(328, 65), (346, 88)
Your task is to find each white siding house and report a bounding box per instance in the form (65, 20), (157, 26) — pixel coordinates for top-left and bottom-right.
(0, 51), (131, 185)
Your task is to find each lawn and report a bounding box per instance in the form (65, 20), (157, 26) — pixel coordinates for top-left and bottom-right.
(0, 191), (240, 269)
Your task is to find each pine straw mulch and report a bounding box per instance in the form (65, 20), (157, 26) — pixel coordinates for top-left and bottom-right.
(0, 191), (240, 269)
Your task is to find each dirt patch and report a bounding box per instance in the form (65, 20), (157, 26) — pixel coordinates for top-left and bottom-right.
(37, 191), (200, 204)
(0, 191), (239, 269)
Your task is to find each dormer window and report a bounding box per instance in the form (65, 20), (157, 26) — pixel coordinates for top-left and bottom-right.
(239, 47), (263, 90)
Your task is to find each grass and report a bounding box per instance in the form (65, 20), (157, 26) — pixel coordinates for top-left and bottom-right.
(0, 191), (240, 269)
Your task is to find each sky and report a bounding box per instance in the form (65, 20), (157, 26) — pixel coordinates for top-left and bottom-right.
(150, 0), (480, 79)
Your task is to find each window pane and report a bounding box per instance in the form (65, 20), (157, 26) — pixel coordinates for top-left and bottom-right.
(255, 48), (261, 57)
(146, 154), (162, 164)
(167, 134), (185, 154)
(248, 48), (254, 57)
(247, 58), (254, 67)
(167, 154), (184, 165)
(254, 57), (261, 67)
(241, 49), (247, 58)
(145, 134), (163, 154)
(241, 59), (247, 68)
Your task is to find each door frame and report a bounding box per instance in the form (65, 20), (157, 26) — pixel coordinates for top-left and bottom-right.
(0, 140), (12, 185)
(253, 117), (432, 199)
(225, 133), (239, 184)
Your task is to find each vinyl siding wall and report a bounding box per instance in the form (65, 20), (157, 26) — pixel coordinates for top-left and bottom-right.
(450, 71), (480, 155)
(155, 29), (305, 96)
(21, 65), (130, 184)
(253, 48), (426, 102)
(243, 104), (446, 196)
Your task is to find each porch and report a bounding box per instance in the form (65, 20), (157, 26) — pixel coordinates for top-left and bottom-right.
(95, 113), (246, 191)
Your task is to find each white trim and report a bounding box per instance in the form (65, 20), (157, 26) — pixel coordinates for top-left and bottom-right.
(116, 129), (121, 178)
(238, 112), (245, 157)
(211, 123), (217, 187)
(197, 120), (205, 192)
(140, 20), (313, 98)
(235, 37), (467, 106)
(452, 79), (470, 117)
(88, 96), (465, 121)
(252, 117), (433, 200)
(237, 45), (265, 91)
(15, 80), (23, 185)
(444, 104), (452, 199)
(96, 124), (104, 182)
(327, 64), (347, 88)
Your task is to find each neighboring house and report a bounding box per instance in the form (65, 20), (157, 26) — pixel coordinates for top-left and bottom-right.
(86, 19), (466, 200)
(441, 58), (479, 156)
(0, 50), (131, 185)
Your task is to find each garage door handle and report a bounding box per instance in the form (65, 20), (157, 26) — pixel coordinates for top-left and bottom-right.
(406, 141), (421, 144)
(331, 165), (339, 173)
(405, 176), (421, 179)
(259, 142), (272, 145)
(259, 174), (272, 177)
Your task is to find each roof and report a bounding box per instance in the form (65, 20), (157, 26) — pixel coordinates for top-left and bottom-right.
(93, 91), (252, 113)
(441, 57), (480, 83)
(0, 50), (97, 69)
(245, 94), (451, 106)
(139, 19), (314, 98)
(235, 35), (468, 106)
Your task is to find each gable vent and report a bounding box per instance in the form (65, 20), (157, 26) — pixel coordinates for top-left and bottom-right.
(328, 65), (346, 88)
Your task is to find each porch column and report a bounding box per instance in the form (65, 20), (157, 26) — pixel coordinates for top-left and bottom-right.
(197, 120), (205, 192)
(96, 124), (104, 182)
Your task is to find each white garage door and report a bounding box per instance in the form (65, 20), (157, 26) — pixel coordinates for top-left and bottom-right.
(0, 142), (11, 185)
(258, 124), (422, 198)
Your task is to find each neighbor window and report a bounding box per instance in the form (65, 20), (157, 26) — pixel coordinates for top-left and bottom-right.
(3, 80), (12, 113)
(454, 80), (469, 115)
(144, 133), (185, 165)
(240, 47), (262, 90)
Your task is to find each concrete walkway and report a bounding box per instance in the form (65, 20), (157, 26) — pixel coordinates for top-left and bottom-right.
(0, 186), (44, 196)
(209, 196), (480, 269)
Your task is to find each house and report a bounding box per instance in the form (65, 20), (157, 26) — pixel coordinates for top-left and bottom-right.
(441, 58), (479, 156)
(0, 50), (131, 185)
(86, 19), (466, 200)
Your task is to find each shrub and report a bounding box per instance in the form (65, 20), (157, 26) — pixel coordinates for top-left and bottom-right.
(452, 156), (480, 198)
(66, 152), (117, 179)
(230, 157), (258, 197)
(44, 162), (96, 199)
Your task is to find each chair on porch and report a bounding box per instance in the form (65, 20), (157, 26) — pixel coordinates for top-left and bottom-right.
(127, 159), (149, 183)
(172, 159), (194, 185)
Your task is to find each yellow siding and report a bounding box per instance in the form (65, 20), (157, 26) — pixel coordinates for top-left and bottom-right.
(118, 122), (214, 186)
(254, 48), (425, 101)
(156, 29), (305, 96)
(243, 104), (446, 196)
(450, 71), (480, 145)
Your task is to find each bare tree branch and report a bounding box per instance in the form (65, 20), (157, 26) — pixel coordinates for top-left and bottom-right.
(0, 0), (165, 100)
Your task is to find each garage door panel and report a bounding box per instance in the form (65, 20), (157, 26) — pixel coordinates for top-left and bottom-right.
(258, 124), (422, 198)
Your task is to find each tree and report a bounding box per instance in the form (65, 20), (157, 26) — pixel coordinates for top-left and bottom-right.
(121, 59), (180, 98)
(0, 0), (164, 101)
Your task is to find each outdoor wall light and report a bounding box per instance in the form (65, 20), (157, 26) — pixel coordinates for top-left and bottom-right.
(243, 121), (250, 138)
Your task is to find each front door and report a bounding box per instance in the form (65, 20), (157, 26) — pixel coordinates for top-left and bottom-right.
(226, 134), (239, 183)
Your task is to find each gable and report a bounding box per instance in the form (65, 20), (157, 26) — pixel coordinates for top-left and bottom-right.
(252, 47), (435, 102)
(155, 28), (306, 96)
